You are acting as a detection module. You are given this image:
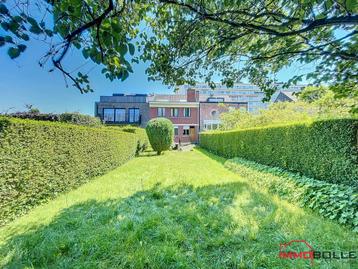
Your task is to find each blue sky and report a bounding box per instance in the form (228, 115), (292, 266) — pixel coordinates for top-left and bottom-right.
(0, 37), (314, 115)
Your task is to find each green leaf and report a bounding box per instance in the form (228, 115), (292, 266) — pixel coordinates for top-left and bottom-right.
(12, 16), (23, 23)
(4, 36), (13, 43)
(45, 29), (53, 37)
(121, 70), (129, 81)
(111, 21), (121, 33)
(21, 34), (30, 41)
(119, 44), (128, 56)
(30, 25), (42, 35)
(1, 22), (10, 31)
(345, 0), (357, 11)
(128, 43), (135, 55)
(82, 49), (90, 59)
(0, 4), (8, 14)
(8, 47), (20, 59)
(27, 17), (38, 27)
(17, 44), (27, 52)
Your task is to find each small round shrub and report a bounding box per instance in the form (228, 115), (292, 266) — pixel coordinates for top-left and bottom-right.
(146, 118), (174, 155)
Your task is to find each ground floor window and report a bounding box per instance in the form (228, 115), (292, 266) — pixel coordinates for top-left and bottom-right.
(174, 126), (178, 136)
(103, 108), (115, 122)
(129, 108), (140, 123)
(183, 126), (189, 135)
(203, 120), (220, 130)
(103, 108), (128, 123)
(115, 109), (126, 122)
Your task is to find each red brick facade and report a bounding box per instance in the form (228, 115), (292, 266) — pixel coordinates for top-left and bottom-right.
(149, 106), (199, 143)
(199, 102), (247, 131)
(146, 88), (248, 144)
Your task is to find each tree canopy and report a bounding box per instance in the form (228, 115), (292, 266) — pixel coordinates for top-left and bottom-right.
(1, 0), (357, 99)
(218, 85), (357, 130)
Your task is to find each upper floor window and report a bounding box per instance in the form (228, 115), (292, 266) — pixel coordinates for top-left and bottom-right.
(184, 108), (190, 117)
(129, 108), (140, 123)
(171, 108), (179, 117)
(103, 108), (115, 122)
(211, 110), (218, 119)
(207, 97), (224, 102)
(115, 109), (126, 122)
(157, 107), (165, 117)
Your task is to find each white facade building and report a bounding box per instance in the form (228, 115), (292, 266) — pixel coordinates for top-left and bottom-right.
(178, 83), (305, 113)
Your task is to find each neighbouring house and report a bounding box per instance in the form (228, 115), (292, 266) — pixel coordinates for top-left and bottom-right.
(178, 83), (304, 113)
(95, 94), (150, 127)
(273, 91), (298, 102)
(94, 82), (303, 144)
(199, 98), (247, 131)
(148, 89), (200, 144)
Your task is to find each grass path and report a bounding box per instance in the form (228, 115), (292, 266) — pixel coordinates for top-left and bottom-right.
(0, 149), (357, 268)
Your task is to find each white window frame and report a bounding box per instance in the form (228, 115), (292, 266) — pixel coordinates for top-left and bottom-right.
(183, 125), (189, 136)
(157, 107), (165, 117)
(184, 108), (191, 117)
(171, 108), (179, 117)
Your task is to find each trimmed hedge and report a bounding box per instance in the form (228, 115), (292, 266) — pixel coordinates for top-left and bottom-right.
(58, 112), (102, 126)
(5, 112), (102, 126)
(108, 125), (149, 154)
(200, 119), (358, 186)
(0, 117), (140, 226)
(225, 158), (358, 231)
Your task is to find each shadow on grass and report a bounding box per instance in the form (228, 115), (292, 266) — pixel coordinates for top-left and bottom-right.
(1, 181), (355, 268)
(137, 150), (159, 157)
(0, 182), (277, 268)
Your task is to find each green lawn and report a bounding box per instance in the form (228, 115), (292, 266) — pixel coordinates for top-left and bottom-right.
(0, 149), (357, 268)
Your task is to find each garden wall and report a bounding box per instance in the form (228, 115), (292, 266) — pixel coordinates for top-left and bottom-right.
(0, 117), (142, 225)
(200, 119), (358, 186)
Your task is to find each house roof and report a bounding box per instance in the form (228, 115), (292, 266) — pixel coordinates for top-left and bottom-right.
(274, 91), (298, 102)
(148, 94), (188, 102)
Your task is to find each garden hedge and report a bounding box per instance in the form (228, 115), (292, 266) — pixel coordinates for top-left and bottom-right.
(0, 117), (141, 226)
(200, 119), (358, 186)
(107, 125), (149, 154)
(6, 112), (102, 126)
(225, 158), (358, 231)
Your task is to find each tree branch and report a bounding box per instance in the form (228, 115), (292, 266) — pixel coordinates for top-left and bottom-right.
(160, 0), (358, 37)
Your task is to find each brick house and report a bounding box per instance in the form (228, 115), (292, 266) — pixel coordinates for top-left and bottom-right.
(199, 97), (248, 131)
(95, 94), (150, 127)
(94, 89), (248, 144)
(148, 89), (199, 144)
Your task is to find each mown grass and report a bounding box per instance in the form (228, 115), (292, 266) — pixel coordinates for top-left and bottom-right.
(0, 149), (357, 268)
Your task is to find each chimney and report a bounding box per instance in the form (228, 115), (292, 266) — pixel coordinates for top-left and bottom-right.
(187, 88), (199, 102)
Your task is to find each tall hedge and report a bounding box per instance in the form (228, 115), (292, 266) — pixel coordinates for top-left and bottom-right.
(107, 125), (149, 154)
(200, 119), (358, 186)
(0, 117), (140, 226)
